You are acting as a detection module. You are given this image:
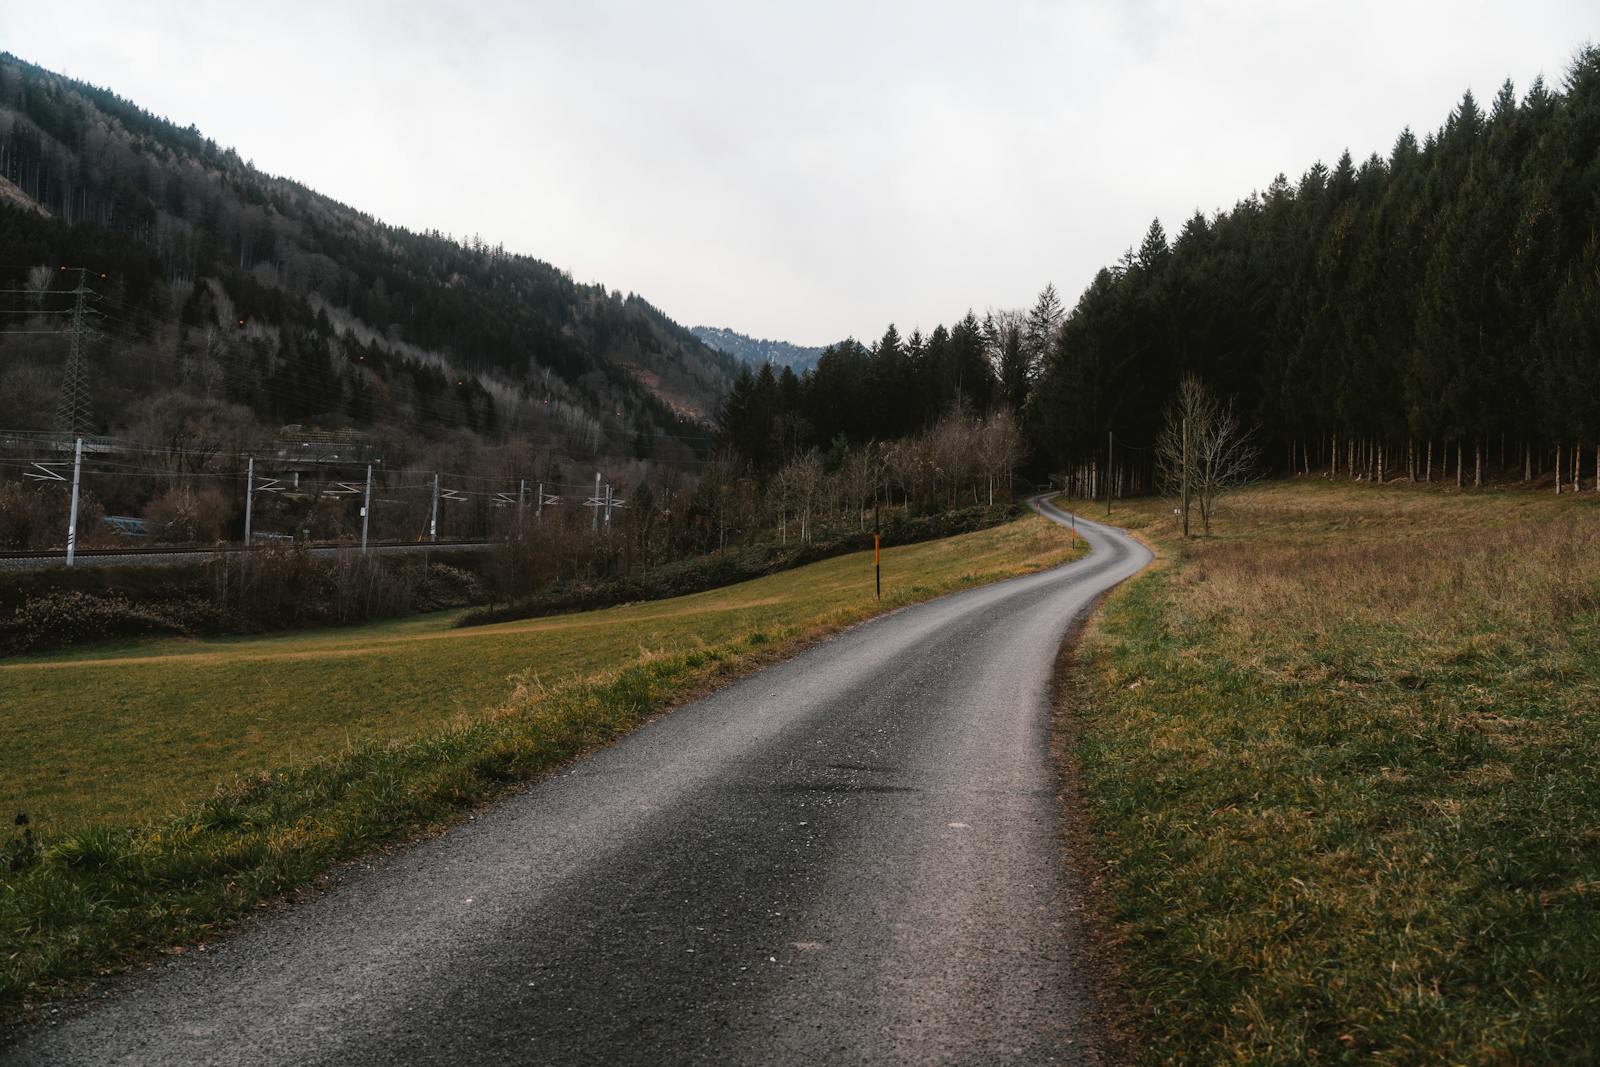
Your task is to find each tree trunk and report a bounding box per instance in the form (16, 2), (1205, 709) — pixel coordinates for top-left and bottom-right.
(1524, 442), (1531, 482)
(1426, 440), (1433, 482)
(1556, 442), (1562, 495)
(1456, 441), (1463, 488)
(1474, 441), (1482, 489)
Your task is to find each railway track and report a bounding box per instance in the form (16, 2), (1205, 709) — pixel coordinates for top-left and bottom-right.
(0, 539), (496, 572)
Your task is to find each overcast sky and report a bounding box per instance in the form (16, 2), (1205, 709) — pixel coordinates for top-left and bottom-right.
(2, 2), (1593, 346)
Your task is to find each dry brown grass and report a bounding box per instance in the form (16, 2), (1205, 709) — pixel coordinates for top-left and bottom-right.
(1070, 479), (1600, 1064)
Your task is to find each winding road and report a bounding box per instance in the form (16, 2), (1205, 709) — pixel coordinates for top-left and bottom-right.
(8, 499), (1151, 1066)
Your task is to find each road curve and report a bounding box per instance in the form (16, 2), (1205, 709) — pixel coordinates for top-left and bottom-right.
(8, 499), (1151, 1066)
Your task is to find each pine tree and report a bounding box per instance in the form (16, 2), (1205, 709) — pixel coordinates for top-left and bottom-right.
(1023, 283), (1065, 385)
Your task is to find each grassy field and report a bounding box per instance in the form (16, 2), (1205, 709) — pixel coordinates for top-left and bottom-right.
(2, 512), (1081, 833)
(0, 511), (1082, 1017)
(1067, 480), (1600, 1064)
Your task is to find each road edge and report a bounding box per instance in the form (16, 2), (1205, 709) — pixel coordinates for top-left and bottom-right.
(1037, 499), (1156, 1067)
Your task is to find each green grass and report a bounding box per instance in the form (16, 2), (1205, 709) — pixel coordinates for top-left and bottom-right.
(1067, 480), (1600, 1064)
(2, 515), (1078, 832)
(0, 513), (1082, 1017)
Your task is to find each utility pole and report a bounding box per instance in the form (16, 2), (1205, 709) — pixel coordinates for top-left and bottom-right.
(361, 463), (373, 554)
(604, 482), (613, 528)
(537, 481), (544, 523)
(429, 472), (440, 542)
(244, 456), (255, 546)
(592, 471), (601, 531)
(1181, 416), (1190, 537)
(54, 268), (93, 436)
(517, 479), (526, 539)
(1106, 430), (1114, 518)
(65, 435), (82, 566)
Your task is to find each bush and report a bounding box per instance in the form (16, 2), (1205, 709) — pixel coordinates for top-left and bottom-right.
(0, 483), (60, 550)
(0, 549), (488, 656)
(0, 590), (187, 654)
(143, 486), (233, 544)
(0, 483), (105, 551)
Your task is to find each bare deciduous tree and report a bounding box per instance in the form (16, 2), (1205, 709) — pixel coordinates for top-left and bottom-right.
(975, 408), (1023, 506)
(930, 413), (976, 507)
(838, 444), (881, 530)
(791, 450), (824, 543)
(1155, 375), (1259, 536)
(700, 449), (742, 551)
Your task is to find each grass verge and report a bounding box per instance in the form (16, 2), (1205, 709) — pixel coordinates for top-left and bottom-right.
(1064, 480), (1600, 1064)
(0, 512), (1083, 1019)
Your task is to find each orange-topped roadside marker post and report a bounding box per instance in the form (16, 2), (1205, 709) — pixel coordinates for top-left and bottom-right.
(874, 533), (881, 599)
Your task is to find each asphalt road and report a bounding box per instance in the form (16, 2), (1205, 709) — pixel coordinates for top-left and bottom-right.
(8, 498), (1151, 1066)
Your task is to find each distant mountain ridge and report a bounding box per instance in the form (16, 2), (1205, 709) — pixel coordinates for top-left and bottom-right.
(691, 326), (825, 374)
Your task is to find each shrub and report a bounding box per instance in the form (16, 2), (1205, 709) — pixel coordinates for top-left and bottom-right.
(0, 483), (106, 551)
(0, 590), (187, 654)
(143, 486), (233, 544)
(0, 548), (488, 657)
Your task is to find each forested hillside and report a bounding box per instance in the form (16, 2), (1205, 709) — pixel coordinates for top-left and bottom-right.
(1028, 46), (1600, 490)
(690, 326), (825, 374)
(0, 52), (741, 464)
(715, 48), (1600, 497)
(712, 293), (1056, 485)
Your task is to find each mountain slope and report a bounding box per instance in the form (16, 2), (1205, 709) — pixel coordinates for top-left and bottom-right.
(691, 325), (825, 374)
(0, 52), (742, 456)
